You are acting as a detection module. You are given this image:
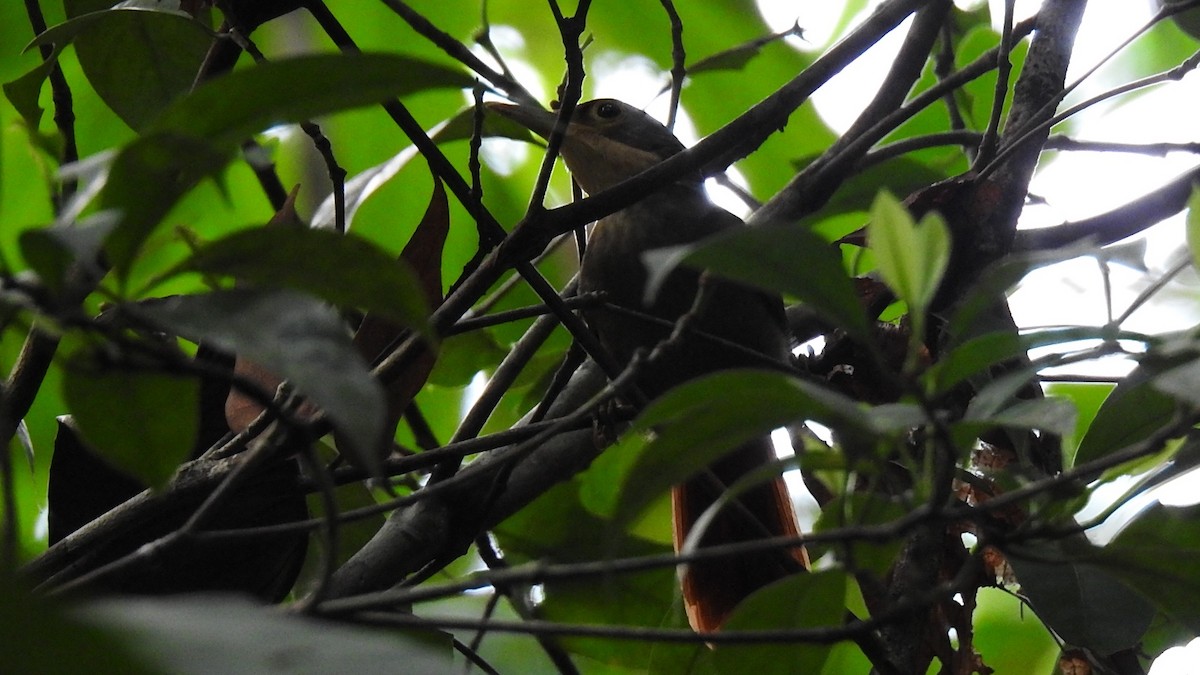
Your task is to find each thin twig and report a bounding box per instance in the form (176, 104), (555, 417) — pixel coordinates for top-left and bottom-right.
(658, 0), (685, 131)
(980, 4), (1200, 180)
(973, 0), (1016, 167)
(373, 0), (540, 107)
(22, 0), (78, 207)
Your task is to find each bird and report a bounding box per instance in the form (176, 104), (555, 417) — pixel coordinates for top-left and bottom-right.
(488, 98), (809, 632)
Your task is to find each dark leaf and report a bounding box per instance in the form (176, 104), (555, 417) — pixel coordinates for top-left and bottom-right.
(0, 585), (155, 675)
(797, 155), (953, 218)
(168, 226), (430, 329)
(69, 5), (212, 130)
(927, 326), (1117, 396)
(2, 45), (64, 129)
(646, 224), (869, 340)
(73, 595), (452, 674)
(1075, 355), (1188, 467)
(135, 289), (386, 473)
(149, 53), (473, 147)
(1098, 502), (1200, 633)
(964, 396), (1078, 438)
(18, 213), (117, 293)
(592, 370), (865, 528)
(1008, 540), (1155, 656)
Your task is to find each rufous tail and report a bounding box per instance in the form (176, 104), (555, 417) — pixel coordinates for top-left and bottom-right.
(672, 436), (809, 633)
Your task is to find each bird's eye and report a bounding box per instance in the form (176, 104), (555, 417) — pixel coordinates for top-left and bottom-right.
(595, 102), (621, 119)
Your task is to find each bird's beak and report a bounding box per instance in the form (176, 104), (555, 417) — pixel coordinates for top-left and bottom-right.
(484, 102), (560, 138)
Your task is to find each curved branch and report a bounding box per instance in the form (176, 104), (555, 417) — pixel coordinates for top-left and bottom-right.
(1014, 164), (1200, 251)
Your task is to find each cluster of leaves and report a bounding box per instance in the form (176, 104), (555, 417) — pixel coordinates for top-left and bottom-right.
(2, 0), (1200, 674)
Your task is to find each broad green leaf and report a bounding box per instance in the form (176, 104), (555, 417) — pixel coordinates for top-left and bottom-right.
(492, 480), (682, 669)
(19, 212), (118, 294)
(164, 227), (429, 329)
(713, 572), (845, 675)
(927, 326), (1126, 396)
(1008, 540), (1156, 655)
(966, 396), (1078, 438)
(426, 331), (506, 386)
(1096, 503), (1200, 633)
(100, 132), (233, 279)
(1075, 356), (1187, 467)
(101, 53), (473, 276)
(646, 224), (869, 340)
(972, 588), (1073, 674)
(962, 362), (1043, 421)
(148, 53), (473, 147)
(796, 155), (954, 219)
(74, 595), (452, 674)
(2, 45), (64, 129)
(603, 370), (866, 529)
(1047, 382), (1116, 463)
(867, 190), (950, 333)
(29, 3), (197, 53)
(61, 360), (198, 488)
(0, 585), (155, 675)
(64, 5), (211, 130)
(134, 289), (386, 473)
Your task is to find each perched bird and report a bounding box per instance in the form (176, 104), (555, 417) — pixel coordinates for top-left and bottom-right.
(488, 98), (808, 632)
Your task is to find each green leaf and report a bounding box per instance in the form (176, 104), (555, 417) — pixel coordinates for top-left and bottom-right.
(426, 331), (506, 386)
(647, 224), (869, 340)
(65, 4), (212, 131)
(100, 132), (234, 279)
(1007, 540), (1155, 655)
(28, 3), (197, 53)
(74, 595), (452, 674)
(1046, 381), (1115, 463)
(1075, 356), (1186, 467)
(0, 585), (156, 675)
(1096, 502), (1200, 633)
(100, 52), (473, 277)
(600, 370), (865, 528)
(19, 213), (118, 293)
(967, 396), (1078, 438)
(798, 155), (954, 219)
(134, 289), (386, 473)
(927, 326), (1119, 396)
(165, 227), (430, 329)
(61, 360), (198, 488)
(867, 190), (950, 328)
(2, 44), (65, 130)
(149, 53), (473, 147)
(713, 572), (845, 675)
(492, 480), (683, 669)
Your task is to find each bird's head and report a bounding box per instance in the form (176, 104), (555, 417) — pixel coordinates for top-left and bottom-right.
(486, 98), (687, 194)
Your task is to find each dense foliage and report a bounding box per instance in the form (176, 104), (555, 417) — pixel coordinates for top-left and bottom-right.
(2, 1), (1200, 673)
